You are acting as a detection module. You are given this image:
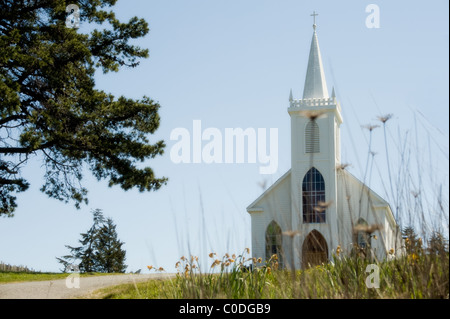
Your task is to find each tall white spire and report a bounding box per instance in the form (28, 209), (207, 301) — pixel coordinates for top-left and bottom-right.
(302, 16), (329, 100)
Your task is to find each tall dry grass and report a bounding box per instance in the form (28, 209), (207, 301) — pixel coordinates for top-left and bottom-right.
(117, 110), (448, 300)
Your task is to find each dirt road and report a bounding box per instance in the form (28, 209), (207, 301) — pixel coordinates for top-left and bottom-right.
(0, 273), (172, 299)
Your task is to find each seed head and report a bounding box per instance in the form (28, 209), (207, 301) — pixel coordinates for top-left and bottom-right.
(313, 200), (332, 212)
(353, 223), (383, 234)
(283, 230), (300, 238)
(362, 124), (380, 132)
(336, 163), (351, 171)
(299, 110), (327, 121)
(211, 259), (221, 268)
(336, 245), (342, 256)
(377, 114), (393, 124)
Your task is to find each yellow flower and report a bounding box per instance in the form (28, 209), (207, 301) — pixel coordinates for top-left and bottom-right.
(373, 235), (378, 240)
(158, 267), (164, 272)
(180, 256), (186, 261)
(228, 258), (235, 263)
(211, 259), (221, 268)
(147, 265), (153, 270)
(245, 248), (250, 254)
(336, 245), (342, 256)
(225, 262), (230, 267)
(257, 257), (262, 263)
(266, 267), (271, 275)
(209, 253), (215, 258)
(175, 261), (181, 268)
(389, 248), (395, 255)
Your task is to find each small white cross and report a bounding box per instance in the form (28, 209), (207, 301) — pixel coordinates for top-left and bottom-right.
(311, 11), (318, 29)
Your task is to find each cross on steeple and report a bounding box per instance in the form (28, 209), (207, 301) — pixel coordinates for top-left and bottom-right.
(311, 11), (318, 30)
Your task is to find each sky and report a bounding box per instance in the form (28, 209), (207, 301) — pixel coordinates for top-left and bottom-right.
(0, 0), (448, 273)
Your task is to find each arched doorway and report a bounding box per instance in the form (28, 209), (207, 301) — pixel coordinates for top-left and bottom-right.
(302, 230), (328, 268)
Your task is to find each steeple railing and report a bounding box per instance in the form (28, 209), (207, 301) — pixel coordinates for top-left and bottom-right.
(289, 97), (341, 113)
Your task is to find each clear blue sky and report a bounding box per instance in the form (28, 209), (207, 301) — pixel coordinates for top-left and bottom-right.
(0, 0), (448, 273)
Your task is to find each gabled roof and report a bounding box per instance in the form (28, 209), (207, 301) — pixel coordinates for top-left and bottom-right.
(246, 169), (291, 212)
(340, 169), (397, 227)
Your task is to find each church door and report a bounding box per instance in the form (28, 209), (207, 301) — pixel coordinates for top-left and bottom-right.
(302, 230), (328, 268)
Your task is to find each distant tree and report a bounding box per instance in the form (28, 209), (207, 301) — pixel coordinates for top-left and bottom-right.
(0, 0), (167, 217)
(427, 231), (449, 256)
(57, 209), (127, 273)
(94, 217), (127, 273)
(402, 226), (423, 255)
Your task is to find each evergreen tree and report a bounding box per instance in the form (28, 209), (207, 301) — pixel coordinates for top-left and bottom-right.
(94, 218), (127, 273)
(427, 231), (449, 256)
(0, 0), (167, 217)
(402, 226), (423, 255)
(57, 209), (127, 273)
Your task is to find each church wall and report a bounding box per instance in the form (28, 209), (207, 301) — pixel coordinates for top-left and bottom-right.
(249, 174), (292, 263)
(337, 171), (400, 260)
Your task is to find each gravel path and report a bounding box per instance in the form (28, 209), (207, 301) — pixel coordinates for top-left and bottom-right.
(0, 273), (173, 299)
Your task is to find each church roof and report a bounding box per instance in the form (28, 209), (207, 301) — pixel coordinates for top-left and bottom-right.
(340, 169), (397, 228)
(246, 169), (291, 212)
(302, 27), (329, 99)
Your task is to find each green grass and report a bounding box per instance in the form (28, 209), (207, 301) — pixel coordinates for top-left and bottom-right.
(0, 271), (123, 284)
(92, 250), (449, 299)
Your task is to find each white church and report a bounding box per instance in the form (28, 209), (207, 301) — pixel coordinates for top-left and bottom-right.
(247, 17), (402, 269)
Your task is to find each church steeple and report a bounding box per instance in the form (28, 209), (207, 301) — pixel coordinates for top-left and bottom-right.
(302, 16), (329, 100)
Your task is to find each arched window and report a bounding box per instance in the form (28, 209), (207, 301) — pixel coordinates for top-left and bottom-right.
(302, 230), (328, 268)
(265, 221), (283, 266)
(355, 218), (369, 248)
(305, 120), (320, 153)
(302, 167), (326, 223)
